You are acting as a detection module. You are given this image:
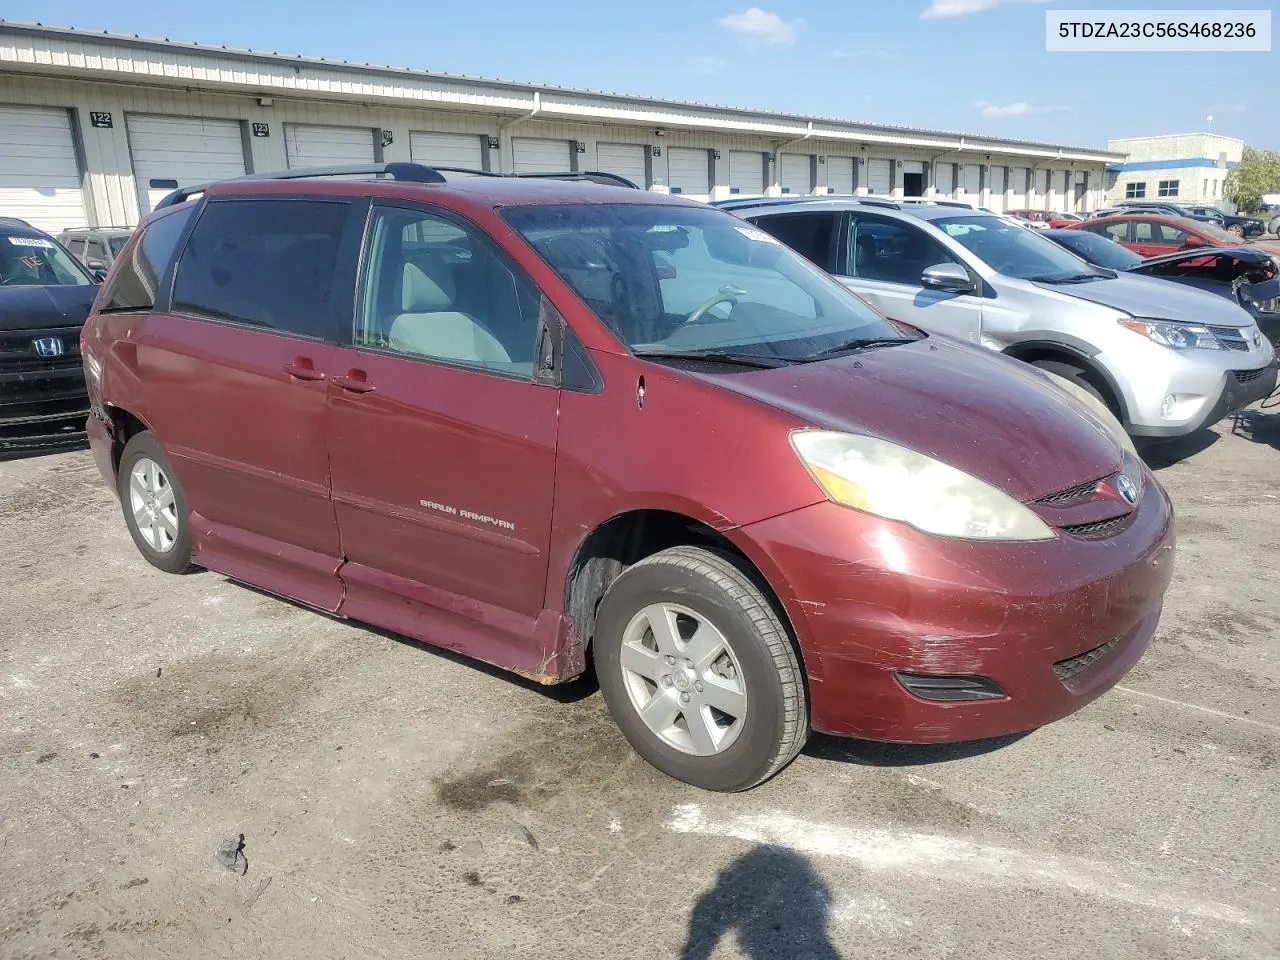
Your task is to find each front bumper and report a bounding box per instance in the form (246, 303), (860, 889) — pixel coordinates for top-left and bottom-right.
(1127, 357), (1278, 438)
(739, 484), (1175, 744)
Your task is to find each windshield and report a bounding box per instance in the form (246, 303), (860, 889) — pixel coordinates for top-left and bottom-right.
(1050, 231), (1143, 271)
(502, 203), (911, 362)
(0, 233), (93, 286)
(1181, 218), (1239, 244)
(935, 215), (1102, 281)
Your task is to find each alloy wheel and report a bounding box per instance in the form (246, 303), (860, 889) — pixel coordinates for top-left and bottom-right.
(128, 456), (179, 553)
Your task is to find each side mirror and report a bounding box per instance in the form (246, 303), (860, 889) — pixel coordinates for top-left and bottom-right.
(92, 270), (107, 284)
(921, 262), (976, 293)
(86, 258), (107, 270)
(1182, 235), (1207, 249)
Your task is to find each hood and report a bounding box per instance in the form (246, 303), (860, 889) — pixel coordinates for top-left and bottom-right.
(1038, 271), (1255, 328)
(0, 283), (97, 332)
(1133, 246), (1275, 272)
(698, 337), (1121, 502)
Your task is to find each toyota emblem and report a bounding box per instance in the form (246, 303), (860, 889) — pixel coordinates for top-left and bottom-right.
(1116, 474), (1138, 506)
(32, 336), (64, 358)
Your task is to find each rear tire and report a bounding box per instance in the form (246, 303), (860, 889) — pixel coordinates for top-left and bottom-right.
(1034, 363), (1136, 455)
(1228, 224), (1245, 239)
(594, 546), (808, 792)
(117, 432), (195, 574)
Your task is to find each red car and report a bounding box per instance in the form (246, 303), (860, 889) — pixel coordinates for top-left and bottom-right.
(1071, 213), (1280, 259)
(1005, 209), (1081, 228)
(81, 164), (1175, 791)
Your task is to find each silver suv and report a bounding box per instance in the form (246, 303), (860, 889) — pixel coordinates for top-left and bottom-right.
(722, 197), (1277, 439)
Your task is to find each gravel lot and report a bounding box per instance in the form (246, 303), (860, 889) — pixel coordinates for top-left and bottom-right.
(1, 407), (1278, 960)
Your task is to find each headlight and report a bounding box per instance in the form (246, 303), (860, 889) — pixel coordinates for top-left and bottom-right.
(1119, 318), (1223, 350)
(790, 431), (1055, 541)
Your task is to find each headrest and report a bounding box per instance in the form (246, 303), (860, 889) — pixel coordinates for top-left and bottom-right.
(402, 261), (453, 312)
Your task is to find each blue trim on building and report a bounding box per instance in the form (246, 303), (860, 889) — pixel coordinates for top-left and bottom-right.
(1106, 158), (1239, 172)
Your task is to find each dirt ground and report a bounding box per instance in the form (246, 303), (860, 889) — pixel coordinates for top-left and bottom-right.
(1, 406), (1278, 960)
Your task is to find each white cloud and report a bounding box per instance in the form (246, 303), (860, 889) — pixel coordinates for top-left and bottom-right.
(831, 49), (852, 59)
(688, 55), (728, 75)
(719, 7), (802, 45)
(833, 48), (896, 60)
(921, 0), (1052, 20)
(974, 100), (1070, 118)
(1208, 103), (1248, 115)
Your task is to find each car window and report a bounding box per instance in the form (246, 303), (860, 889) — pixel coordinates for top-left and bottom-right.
(1133, 221), (1163, 243)
(109, 236), (129, 256)
(1098, 222), (1129, 242)
(0, 233), (93, 286)
(172, 199), (348, 338)
(66, 237), (86, 259)
(1153, 223), (1189, 245)
(1051, 232), (1142, 270)
(355, 205), (542, 376)
(845, 216), (958, 285)
(934, 215), (1098, 282)
(99, 203), (196, 312)
(749, 213), (836, 269)
(88, 240), (107, 262)
(502, 203), (906, 363)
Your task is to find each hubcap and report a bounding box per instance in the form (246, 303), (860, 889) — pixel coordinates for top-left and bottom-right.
(619, 602), (748, 756)
(128, 456), (179, 554)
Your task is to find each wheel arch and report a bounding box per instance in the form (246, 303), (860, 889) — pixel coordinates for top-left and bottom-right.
(1002, 340), (1130, 425)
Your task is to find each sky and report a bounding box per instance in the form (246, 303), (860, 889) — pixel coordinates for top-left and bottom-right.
(4, 0), (1277, 149)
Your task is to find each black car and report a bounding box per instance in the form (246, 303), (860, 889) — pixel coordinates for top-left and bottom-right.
(1044, 228), (1279, 347)
(0, 219), (100, 452)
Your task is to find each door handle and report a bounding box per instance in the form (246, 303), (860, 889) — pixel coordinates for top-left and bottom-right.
(332, 369), (376, 394)
(283, 357), (326, 381)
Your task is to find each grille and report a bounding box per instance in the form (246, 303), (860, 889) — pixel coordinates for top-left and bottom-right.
(1036, 477), (1102, 506)
(1061, 515), (1132, 540)
(1233, 367), (1271, 385)
(0, 328), (82, 373)
(1054, 636), (1122, 681)
(1208, 325), (1251, 352)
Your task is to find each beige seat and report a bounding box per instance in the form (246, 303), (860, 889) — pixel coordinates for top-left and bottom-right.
(389, 262), (510, 364)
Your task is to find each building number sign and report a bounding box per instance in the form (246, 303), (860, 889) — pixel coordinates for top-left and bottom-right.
(252, 122), (270, 137)
(89, 112), (113, 128)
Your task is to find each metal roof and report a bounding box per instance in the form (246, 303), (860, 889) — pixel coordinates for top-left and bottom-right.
(0, 20), (1125, 163)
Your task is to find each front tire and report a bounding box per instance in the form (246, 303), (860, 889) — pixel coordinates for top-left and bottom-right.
(117, 432), (194, 574)
(594, 546), (808, 791)
(1227, 223), (1245, 239)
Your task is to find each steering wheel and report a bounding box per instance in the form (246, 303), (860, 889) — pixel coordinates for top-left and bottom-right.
(685, 288), (744, 324)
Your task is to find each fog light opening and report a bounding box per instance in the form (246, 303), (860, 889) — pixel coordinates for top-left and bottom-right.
(896, 672), (1007, 702)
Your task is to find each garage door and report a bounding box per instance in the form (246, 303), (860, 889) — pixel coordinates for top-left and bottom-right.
(826, 156), (854, 195)
(1036, 169), (1051, 209)
(1009, 167), (1028, 207)
(667, 147), (710, 201)
(0, 106), (86, 232)
(934, 162), (954, 197)
(513, 138), (570, 173)
(729, 150), (764, 196)
(596, 143), (647, 188)
(961, 164), (981, 197)
(988, 166), (1007, 212)
(285, 124), (376, 169)
(866, 159), (891, 195)
(410, 132), (484, 172)
(128, 115), (246, 217)
(780, 154), (810, 195)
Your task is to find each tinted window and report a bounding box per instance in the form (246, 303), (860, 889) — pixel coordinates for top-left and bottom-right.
(99, 205), (195, 312)
(66, 237), (87, 259)
(172, 199), (347, 338)
(355, 206), (542, 375)
(750, 213), (836, 269)
(847, 216), (957, 284)
(1047, 231), (1142, 271)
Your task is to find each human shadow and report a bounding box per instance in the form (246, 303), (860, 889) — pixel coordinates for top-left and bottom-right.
(1230, 405), (1280, 450)
(681, 845), (840, 960)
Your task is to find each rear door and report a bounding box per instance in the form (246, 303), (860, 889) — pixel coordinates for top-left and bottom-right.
(147, 196), (359, 610)
(326, 202), (560, 650)
(838, 212), (983, 343)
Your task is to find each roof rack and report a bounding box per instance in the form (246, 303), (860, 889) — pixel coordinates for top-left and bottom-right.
(153, 162), (640, 211)
(56, 224), (136, 232)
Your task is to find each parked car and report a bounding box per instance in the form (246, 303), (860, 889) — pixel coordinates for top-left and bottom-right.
(1181, 205), (1266, 239)
(1071, 213), (1280, 259)
(1, 218), (100, 452)
(56, 226), (135, 272)
(1043, 229), (1280, 348)
(84, 162), (1177, 792)
(1004, 209), (1053, 229)
(722, 196), (1276, 441)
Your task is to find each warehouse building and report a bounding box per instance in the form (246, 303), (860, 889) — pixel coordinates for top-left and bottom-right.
(1104, 133), (1242, 209)
(0, 20), (1122, 232)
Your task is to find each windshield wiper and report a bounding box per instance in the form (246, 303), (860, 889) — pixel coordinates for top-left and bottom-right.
(805, 337), (914, 360)
(632, 349), (789, 369)
(1025, 272), (1109, 284)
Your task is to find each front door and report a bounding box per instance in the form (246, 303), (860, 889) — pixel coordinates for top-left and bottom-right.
(326, 203), (560, 662)
(1130, 219), (1182, 257)
(148, 196), (357, 610)
(838, 213), (983, 344)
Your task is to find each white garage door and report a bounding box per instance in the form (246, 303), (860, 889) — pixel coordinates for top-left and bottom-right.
(0, 106), (86, 232)
(285, 124), (376, 169)
(960, 164), (981, 197)
(826, 156), (854, 195)
(128, 115), (246, 217)
(667, 147), (710, 201)
(866, 159), (892, 195)
(410, 132), (483, 172)
(934, 162), (954, 197)
(988, 166), (1007, 212)
(780, 154), (810, 195)
(513, 137), (570, 173)
(729, 150), (765, 196)
(596, 143), (647, 188)
(1009, 167), (1028, 207)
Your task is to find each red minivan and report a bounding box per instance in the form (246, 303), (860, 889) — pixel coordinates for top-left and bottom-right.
(82, 165), (1175, 791)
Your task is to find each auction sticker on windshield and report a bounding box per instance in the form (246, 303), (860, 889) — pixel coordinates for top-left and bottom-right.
(7, 237), (55, 248)
(735, 225), (781, 244)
